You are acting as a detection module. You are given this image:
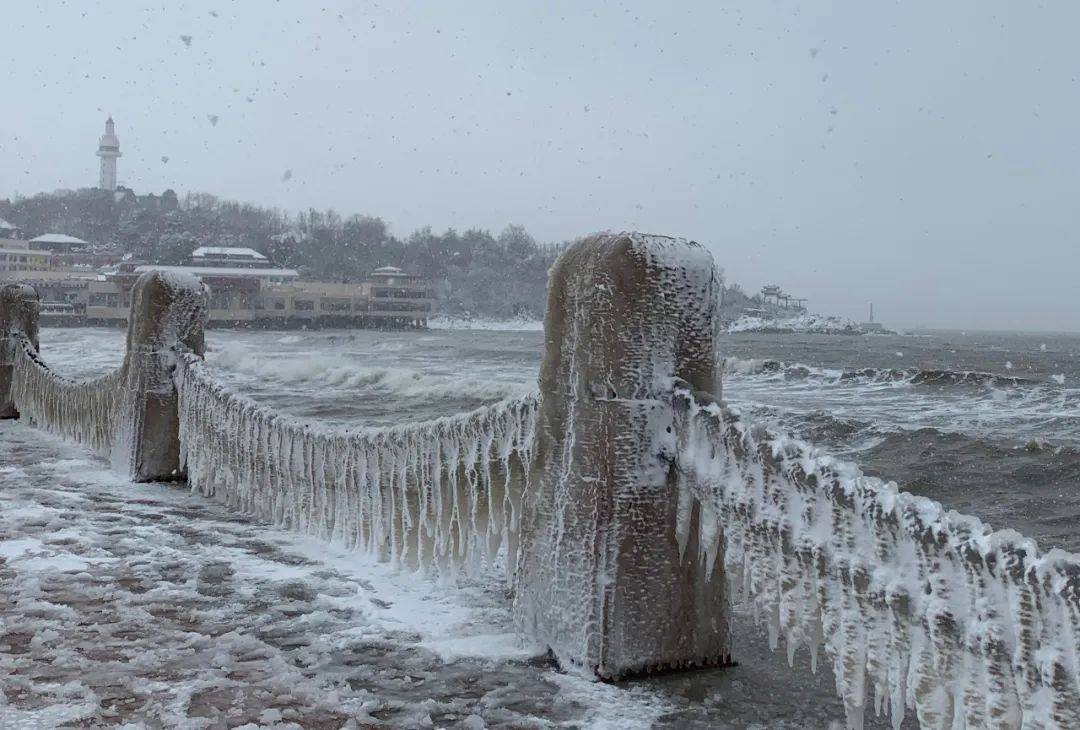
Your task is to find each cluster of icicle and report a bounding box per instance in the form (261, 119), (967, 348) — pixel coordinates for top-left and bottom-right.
(8, 333), (120, 456)
(174, 353), (539, 578)
(672, 385), (1080, 730)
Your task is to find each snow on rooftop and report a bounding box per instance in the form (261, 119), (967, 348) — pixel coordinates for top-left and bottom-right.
(0, 218), (18, 230)
(371, 266), (405, 275)
(133, 264), (298, 278)
(29, 233), (88, 245)
(192, 246), (267, 260)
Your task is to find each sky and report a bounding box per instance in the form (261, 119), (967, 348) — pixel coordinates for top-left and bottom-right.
(2, 1), (1079, 331)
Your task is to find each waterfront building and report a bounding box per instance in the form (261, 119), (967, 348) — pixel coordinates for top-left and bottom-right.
(191, 246), (271, 268)
(2, 242), (432, 329)
(0, 240), (52, 273)
(83, 251), (430, 329)
(28, 233), (89, 251)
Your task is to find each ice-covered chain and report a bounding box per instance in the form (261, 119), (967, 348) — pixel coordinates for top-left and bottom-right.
(9, 334), (120, 455)
(174, 353), (539, 580)
(673, 385), (1080, 730)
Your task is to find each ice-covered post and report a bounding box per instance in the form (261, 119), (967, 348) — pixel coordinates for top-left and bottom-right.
(514, 232), (729, 679)
(114, 270), (207, 481)
(0, 283), (40, 419)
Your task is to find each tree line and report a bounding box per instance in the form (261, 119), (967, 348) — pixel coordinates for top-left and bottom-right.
(0, 187), (561, 319)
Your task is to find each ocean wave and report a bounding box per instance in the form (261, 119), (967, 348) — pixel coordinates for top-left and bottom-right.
(722, 356), (1053, 390)
(206, 345), (534, 402)
(839, 366), (1040, 388)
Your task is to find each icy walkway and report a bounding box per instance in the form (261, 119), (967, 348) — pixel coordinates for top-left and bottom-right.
(0, 422), (908, 729)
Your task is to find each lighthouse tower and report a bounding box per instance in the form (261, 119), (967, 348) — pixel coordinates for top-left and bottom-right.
(96, 116), (121, 191)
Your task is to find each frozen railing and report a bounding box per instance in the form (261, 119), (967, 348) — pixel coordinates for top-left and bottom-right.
(174, 352), (538, 576)
(673, 384), (1080, 729)
(2, 235), (1079, 729)
(0, 272), (207, 480)
(9, 344), (121, 456)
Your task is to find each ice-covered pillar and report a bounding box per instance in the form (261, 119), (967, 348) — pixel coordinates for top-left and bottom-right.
(514, 232), (729, 679)
(114, 270), (207, 481)
(0, 283), (40, 419)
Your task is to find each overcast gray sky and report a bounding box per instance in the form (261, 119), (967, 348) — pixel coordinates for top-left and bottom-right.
(2, 1), (1078, 330)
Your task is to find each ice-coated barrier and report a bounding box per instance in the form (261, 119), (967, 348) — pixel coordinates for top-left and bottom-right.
(0, 270), (207, 480)
(174, 353), (538, 576)
(514, 232), (731, 679)
(674, 384), (1080, 730)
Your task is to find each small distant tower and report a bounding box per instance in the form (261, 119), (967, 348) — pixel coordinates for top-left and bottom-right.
(96, 116), (121, 190)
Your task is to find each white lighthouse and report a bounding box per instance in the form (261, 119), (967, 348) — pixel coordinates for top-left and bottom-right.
(96, 116), (121, 190)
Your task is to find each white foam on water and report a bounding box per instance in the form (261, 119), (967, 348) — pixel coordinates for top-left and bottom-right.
(428, 315), (544, 332)
(205, 341), (533, 402)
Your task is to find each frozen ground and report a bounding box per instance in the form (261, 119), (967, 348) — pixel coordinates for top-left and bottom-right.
(0, 421), (909, 729)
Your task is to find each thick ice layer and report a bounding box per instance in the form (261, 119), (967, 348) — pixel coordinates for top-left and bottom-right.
(174, 353), (539, 579)
(673, 384), (1080, 730)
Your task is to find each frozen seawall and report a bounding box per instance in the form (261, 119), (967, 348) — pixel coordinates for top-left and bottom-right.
(2, 235), (1080, 729)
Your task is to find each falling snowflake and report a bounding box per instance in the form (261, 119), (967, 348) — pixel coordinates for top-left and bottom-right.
(180, 35), (192, 47)
(281, 169), (293, 182)
(207, 114), (219, 126)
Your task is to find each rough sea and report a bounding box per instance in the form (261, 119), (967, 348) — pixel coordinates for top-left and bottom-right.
(3, 325), (1079, 728)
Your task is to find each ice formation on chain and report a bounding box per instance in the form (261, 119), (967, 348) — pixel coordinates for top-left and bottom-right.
(514, 232), (731, 680)
(4, 271), (207, 480)
(173, 353), (539, 578)
(672, 384), (1080, 730)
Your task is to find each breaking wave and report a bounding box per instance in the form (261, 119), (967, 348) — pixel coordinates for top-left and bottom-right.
(206, 345), (534, 402)
(722, 356), (1055, 390)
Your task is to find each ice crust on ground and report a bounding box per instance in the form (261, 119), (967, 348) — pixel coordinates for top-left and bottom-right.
(673, 385), (1080, 730)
